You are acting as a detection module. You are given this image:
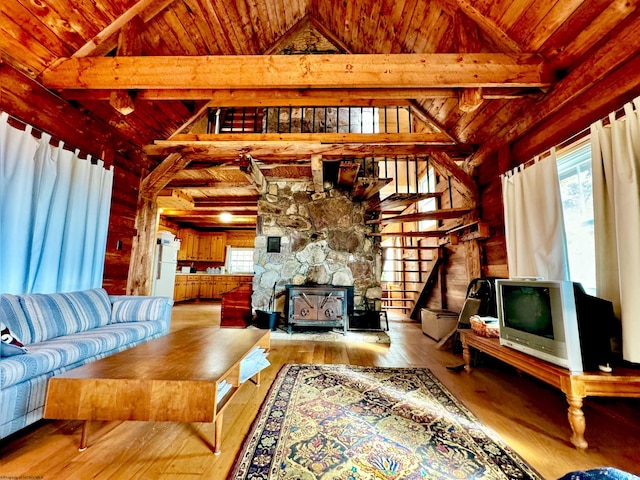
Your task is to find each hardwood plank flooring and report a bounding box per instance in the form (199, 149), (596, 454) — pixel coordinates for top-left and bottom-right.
(1, 300), (639, 479)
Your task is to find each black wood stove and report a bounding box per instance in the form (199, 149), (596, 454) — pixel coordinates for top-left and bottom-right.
(285, 284), (352, 334)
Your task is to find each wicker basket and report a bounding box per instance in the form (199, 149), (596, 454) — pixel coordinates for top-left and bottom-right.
(470, 316), (500, 338)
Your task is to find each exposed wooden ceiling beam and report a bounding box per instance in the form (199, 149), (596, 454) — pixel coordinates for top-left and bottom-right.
(408, 100), (460, 144)
(56, 88), (458, 103)
(72, 0), (177, 58)
(466, 13), (640, 168)
(162, 210), (257, 221)
(143, 132), (473, 159)
(429, 151), (478, 204)
(167, 181), (251, 189)
(41, 54), (554, 90)
(140, 153), (191, 197)
(57, 87), (542, 102)
(239, 155), (267, 194)
(443, 0), (523, 53)
(145, 143), (472, 160)
(163, 132), (455, 144)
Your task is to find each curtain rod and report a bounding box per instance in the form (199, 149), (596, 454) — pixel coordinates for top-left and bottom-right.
(3, 110), (104, 163)
(518, 100), (634, 170)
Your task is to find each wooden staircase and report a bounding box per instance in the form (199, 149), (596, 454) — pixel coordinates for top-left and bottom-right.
(369, 185), (485, 318)
(381, 244), (443, 316)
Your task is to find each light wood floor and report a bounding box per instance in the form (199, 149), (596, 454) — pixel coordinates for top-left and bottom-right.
(2, 301), (639, 479)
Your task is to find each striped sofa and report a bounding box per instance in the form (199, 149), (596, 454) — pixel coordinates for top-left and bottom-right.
(0, 288), (173, 439)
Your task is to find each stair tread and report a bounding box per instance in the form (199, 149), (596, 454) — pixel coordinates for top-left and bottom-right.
(368, 231), (450, 238)
(382, 246), (439, 250)
(367, 192), (443, 212)
(367, 207), (472, 225)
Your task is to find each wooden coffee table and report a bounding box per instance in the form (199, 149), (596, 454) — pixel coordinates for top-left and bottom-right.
(44, 327), (270, 454)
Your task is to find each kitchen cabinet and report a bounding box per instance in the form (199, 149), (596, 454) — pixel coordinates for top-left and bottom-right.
(174, 275), (187, 302)
(177, 228), (199, 261)
(199, 276), (215, 299)
(186, 275), (200, 299)
(178, 230), (226, 262)
(198, 233), (227, 262)
(211, 233), (227, 262)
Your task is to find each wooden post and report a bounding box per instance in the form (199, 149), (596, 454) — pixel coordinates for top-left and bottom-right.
(126, 195), (159, 295)
(127, 153), (191, 295)
(109, 15), (143, 116)
(311, 154), (323, 194)
(465, 239), (482, 282)
(456, 10), (484, 113)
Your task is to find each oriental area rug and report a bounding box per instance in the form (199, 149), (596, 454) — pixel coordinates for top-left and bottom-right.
(230, 364), (542, 480)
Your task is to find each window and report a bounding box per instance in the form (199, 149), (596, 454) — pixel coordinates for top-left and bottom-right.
(418, 167), (437, 231)
(226, 247), (254, 274)
(557, 139), (596, 294)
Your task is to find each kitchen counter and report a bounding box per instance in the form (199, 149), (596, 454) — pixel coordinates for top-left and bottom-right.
(174, 274), (253, 302)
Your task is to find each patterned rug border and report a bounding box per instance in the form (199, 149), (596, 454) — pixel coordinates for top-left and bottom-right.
(229, 363), (543, 480)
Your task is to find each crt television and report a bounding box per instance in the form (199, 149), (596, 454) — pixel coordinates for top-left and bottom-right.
(495, 279), (619, 373)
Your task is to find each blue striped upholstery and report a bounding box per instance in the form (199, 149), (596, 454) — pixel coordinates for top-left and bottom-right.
(0, 291), (172, 440)
(0, 294), (32, 345)
(111, 297), (168, 323)
(0, 321), (165, 389)
(19, 288), (112, 342)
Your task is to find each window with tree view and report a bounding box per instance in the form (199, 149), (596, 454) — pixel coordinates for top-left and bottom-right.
(557, 139), (596, 294)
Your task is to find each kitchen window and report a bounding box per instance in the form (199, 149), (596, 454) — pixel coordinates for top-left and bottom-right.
(226, 247), (255, 274)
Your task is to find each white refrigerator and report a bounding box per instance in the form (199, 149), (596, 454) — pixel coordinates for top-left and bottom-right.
(152, 241), (179, 298)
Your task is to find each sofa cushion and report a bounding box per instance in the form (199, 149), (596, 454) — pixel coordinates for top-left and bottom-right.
(111, 297), (167, 323)
(0, 320), (166, 389)
(0, 295), (32, 345)
(1, 322), (28, 357)
(19, 288), (112, 342)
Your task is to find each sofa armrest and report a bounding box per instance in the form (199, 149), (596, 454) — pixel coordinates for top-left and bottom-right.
(108, 295), (173, 326)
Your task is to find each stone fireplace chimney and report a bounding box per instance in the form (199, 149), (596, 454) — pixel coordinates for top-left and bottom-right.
(252, 180), (382, 315)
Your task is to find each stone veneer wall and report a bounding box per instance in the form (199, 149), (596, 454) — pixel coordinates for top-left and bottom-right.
(252, 180), (382, 314)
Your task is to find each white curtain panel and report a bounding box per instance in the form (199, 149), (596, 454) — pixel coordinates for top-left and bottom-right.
(591, 98), (640, 363)
(501, 149), (570, 281)
(0, 112), (114, 294)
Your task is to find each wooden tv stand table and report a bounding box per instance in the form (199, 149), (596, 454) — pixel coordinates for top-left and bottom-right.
(459, 329), (640, 449)
(44, 328), (270, 454)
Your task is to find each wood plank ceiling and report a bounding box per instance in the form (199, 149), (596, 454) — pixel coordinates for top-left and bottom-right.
(2, 0), (639, 228)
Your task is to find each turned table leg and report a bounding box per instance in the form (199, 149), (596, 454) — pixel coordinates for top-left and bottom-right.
(462, 338), (472, 373)
(566, 394), (588, 449)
